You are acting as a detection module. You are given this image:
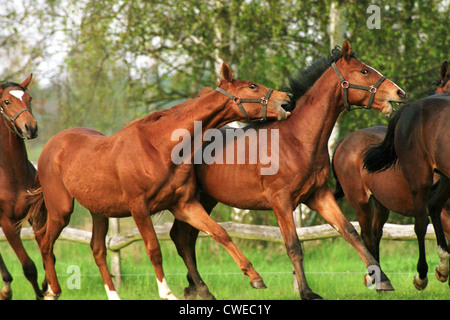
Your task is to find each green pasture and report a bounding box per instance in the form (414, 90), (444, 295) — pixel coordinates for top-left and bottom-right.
(1, 229), (449, 300)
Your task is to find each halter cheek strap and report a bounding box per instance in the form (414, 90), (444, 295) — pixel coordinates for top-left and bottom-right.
(0, 104), (33, 138)
(215, 87), (273, 122)
(331, 62), (386, 111)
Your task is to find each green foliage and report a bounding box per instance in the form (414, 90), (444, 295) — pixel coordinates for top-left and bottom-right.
(3, 0), (448, 136)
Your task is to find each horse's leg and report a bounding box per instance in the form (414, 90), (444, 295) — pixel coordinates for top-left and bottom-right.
(0, 253), (13, 300)
(130, 199), (177, 300)
(34, 189), (74, 300)
(306, 188), (394, 291)
(346, 192), (379, 262)
(170, 192), (217, 300)
(371, 198), (390, 263)
(399, 163), (433, 290)
(90, 212), (120, 300)
(442, 201), (450, 244)
(170, 219), (215, 300)
(411, 194), (430, 290)
(172, 199), (265, 289)
(270, 197), (322, 300)
(427, 176), (450, 283)
(0, 215), (42, 299)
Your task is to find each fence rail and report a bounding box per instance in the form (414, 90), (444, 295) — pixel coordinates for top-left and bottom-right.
(0, 221), (437, 250)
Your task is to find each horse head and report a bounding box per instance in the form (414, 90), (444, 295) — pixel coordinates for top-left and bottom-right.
(0, 74), (38, 139)
(332, 40), (406, 115)
(216, 63), (292, 122)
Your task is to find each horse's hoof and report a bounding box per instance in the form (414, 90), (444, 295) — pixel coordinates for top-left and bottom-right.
(0, 289), (12, 300)
(363, 274), (394, 291)
(376, 280), (395, 292)
(436, 267), (449, 283)
(413, 274), (428, 290)
(184, 287), (197, 300)
(250, 279), (267, 289)
(301, 290), (323, 300)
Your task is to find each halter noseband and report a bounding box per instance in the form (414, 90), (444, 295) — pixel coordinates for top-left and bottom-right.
(0, 103), (33, 138)
(215, 87), (273, 122)
(331, 62), (386, 111)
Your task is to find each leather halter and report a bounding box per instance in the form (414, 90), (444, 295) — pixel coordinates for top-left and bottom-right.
(0, 103), (33, 138)
(215, 87), (273, 122)
(331, 61), (386, 111)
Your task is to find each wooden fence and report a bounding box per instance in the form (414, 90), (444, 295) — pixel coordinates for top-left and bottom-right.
(0, 221), (437, 289)
(0, 221), (437, 247)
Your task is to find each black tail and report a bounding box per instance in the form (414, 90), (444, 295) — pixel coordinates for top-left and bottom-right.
(363, 110), (403, 173)
(331, 138), (345, 200)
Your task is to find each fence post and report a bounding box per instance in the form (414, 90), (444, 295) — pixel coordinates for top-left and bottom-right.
(110, 218), (122, 291)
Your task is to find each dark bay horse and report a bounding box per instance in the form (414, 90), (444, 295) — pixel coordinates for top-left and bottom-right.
(169, 40), (406, 300)
(26, 63), (291, 300)
(333, 126), (450, 289)
(0, 74), (41, 299)
(364, 94), (450, 290)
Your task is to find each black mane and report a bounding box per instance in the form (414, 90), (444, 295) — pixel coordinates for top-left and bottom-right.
(1, 81), (25, 90)
(287, 46), (356, 103)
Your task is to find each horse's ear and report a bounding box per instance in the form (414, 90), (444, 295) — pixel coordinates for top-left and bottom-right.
(222, 63), (234, 82)
(342, 40), (352, 62)
(20, 73), (33, 90)
(440, 61), (449, 81)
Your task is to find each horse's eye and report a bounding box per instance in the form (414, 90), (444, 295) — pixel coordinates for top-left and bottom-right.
(3, 100), (10, 105)
(361, 69), (369, 75)
(249, 84), (257, 89)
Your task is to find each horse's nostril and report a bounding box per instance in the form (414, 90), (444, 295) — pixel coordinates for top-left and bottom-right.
(397, 89), (406, 98)
(24, 123), (38, 139)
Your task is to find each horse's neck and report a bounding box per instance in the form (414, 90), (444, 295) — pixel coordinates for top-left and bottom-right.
(174, 93), (233, 133)
(289, 69), (344, 153)
(0, 122), (29, 174)
(141, 90), (233, 138)
(135, 90), (237, 159)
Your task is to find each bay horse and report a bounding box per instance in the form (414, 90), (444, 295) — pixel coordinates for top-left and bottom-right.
(364, 94), (450, 290)
(26, 63), (292, 300)
(169, 40), (406, 300)
(0, 74), (42, 299)
(434, 61), (449, 94)
(332, 126), (450, 289)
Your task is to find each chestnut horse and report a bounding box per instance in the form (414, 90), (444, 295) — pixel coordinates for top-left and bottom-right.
(169, 40), (406, 300)
(26, 63), (291, 300)
(0, 74), (41, 299)
(333, 126), (450, 289)
(364, 94), (450, 290)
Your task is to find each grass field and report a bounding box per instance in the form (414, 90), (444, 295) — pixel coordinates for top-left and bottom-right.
(1, 229), (449, 300)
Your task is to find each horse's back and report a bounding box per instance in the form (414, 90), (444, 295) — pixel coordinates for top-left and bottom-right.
(334, 126), (414, 214)
(395, 95), (450, 175)
(39, 127), (114, 180)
